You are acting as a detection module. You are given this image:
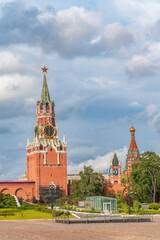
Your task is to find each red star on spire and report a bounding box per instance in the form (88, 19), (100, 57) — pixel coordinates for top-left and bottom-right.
(41, 66), (48, 73)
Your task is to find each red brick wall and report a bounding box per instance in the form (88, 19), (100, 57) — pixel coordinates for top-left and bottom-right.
(0, 182), (35, 200)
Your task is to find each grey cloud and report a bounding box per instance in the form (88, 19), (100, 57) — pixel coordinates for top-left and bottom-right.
(142, 104), (160, 134)
(68, 145), (100, 163)
(0, 1), (136, 58)
(56, 95), (91, 120)
(0, 100), (34, 119)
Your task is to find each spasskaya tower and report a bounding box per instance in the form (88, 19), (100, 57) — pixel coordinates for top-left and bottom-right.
(26, 67), (67, 199)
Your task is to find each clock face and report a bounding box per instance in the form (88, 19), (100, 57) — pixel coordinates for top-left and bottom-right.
(44, 124), (55, 138)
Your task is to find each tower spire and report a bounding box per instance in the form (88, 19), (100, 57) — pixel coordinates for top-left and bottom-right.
(129, 121), (138, 152)
(40, 67), (50, 103)
(125, 122), (140, 176)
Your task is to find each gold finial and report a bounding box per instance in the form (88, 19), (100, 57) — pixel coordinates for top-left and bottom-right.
(130, 119), (135, 132)
(131, 119), (133, 126)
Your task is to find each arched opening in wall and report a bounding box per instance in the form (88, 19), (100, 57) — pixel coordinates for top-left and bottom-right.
(40, 103), (43, 110)
(46, 103), (49, 110)
(40, 144), (43, 150)
(15, 188), (25, 200)
(1, 188), (10, 194)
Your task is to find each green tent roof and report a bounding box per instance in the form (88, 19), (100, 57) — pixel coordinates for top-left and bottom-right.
(112, 152), (119, 167)
(40, 72), (50, 103)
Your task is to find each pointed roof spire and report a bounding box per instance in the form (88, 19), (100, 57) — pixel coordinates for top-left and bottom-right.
(129, 121), (139, 153)
(40, 67), (50, 103)
(112, 152), (119, 167)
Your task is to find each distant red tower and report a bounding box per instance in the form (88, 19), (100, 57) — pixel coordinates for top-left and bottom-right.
(104, 152), (124, 194)
(26, 68), (67, 198)
(125, 123), (140, 176)
(110, 152), (121, 185)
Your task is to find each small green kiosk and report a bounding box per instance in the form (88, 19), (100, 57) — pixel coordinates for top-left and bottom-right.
(86, 196), (117, 213)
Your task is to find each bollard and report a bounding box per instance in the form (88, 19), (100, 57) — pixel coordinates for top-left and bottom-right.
(104, 215), (105, 223)
(86, 215), (88, 224)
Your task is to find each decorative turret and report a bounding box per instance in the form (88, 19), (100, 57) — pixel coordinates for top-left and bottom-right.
(125, 122), (140, 176)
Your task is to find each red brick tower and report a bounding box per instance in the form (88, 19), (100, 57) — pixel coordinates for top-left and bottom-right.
(26, 67), (67, 198)
(110, 152), (121, 185)
(125, 123), (140, 176)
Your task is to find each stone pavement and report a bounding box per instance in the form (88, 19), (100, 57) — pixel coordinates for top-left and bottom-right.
(0, 216), (160, 240)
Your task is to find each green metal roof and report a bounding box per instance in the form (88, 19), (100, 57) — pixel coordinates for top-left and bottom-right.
(40, 72), (50, 103)
(112, 152), (119, 167)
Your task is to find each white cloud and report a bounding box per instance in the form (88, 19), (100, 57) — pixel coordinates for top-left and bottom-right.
(68, 146), (128, 174)
(126, 55), (158, 77)
(0, 74), (37, 101)
(102, 23), (134, 48)
(83, 77), (120, 90)
(114, 0), (160, 27)
(0, 51), (20, 74)
(129, 101), (141, 108)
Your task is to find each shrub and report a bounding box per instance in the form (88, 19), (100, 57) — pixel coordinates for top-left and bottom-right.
(133, 201), (141, 211)
(0, 193), (17, 208)
(52, 210), (65, 217)
(149, 203), (160, 210)
(138, 209), (160, 214)
(120, 203), (129, 213)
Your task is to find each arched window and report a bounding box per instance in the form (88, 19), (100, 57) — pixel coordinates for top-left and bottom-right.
(40, 144), (43, 150)
(40, 103), (43, 110)
(46, 103), (49, 110)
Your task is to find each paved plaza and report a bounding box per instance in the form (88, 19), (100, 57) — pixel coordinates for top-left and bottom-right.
(0, 216), (160, 240)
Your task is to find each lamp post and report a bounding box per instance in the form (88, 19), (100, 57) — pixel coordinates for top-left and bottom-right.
(60, 187), (63, 196)
(128, 191), (133, 215)
(49, 183), (56, 210)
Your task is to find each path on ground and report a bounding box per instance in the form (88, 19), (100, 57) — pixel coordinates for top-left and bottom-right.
(0, 216), (160, 240)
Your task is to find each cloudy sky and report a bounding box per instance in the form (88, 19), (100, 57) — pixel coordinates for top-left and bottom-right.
(0, 0), (160, 179)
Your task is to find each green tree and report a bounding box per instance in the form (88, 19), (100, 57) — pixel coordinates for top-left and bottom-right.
(131, 151), (160, 203)
(72, 166), (105, 201)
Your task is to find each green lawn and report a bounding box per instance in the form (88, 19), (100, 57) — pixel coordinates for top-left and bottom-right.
(0, 210), (53, 220)
(0, 209), (76, 220)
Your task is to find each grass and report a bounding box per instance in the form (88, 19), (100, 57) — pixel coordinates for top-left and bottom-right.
(0, 209), (77, 220)
(0, 210), (53, 220)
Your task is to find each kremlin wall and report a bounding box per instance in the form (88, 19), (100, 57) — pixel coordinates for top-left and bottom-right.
(0, 68), (140, 200)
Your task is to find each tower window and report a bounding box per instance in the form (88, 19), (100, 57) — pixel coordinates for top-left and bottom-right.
(46, 103), (49, 110)
(40, 103), (43, 110)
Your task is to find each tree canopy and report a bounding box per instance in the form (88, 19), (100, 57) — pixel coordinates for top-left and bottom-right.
(130, 151), (160, 203)
(71, 165), (105, 202)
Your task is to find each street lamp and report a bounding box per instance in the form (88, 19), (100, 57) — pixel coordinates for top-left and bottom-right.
(128, 191), (133, 215)
(49, 183), (56, 210)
